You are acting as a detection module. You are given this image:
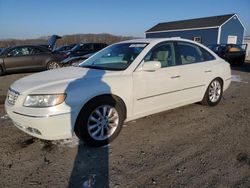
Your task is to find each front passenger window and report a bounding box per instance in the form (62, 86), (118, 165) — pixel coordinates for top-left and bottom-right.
(144, 42), (176, 67)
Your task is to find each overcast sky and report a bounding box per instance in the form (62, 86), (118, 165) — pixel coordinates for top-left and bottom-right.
(0, 0), (249, 39)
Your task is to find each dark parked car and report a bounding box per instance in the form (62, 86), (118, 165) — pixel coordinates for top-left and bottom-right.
(208, 44), (247, 65)
(61, 53), (94, 67)
(55, 44), (76, 52)
(66, 43), (107, 58)
(0, 45), (65, 76)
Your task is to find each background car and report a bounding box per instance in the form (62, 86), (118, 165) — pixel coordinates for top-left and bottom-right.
(66, 43), (107, 58)
(0, 48), (4, 54)
(208, 44), (247, 65)
(60, 53), (95, 67)
(54, 44), (76, 53)
(0, 45), (65, 76)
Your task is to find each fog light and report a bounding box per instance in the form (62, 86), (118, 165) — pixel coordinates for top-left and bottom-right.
(26, 127), (42, 135)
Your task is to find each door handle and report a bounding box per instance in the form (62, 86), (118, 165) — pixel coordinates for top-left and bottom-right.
(204, 69), (212, 73)
(171, 75), (180, 79)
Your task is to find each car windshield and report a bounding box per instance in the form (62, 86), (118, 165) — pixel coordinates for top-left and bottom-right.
(79, 43), (148, 71)
(71, 44), (82, 51)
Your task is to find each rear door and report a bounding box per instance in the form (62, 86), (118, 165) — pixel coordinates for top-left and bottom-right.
(176, 41), (216, 102)
(29, 47), (51, 68)
(3, 47), (35, 72)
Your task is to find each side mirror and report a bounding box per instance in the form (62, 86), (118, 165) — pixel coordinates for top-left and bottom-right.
(7, 53), (12, 57)
(141, 61), (161, 72)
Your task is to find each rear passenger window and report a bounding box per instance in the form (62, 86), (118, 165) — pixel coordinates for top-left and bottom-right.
(200, 47), (215, 61)
(30, 47), (43, 54)
(177, 42), (204, 64)
(177, 42), (215, 64)
(144, 42), (176, 68)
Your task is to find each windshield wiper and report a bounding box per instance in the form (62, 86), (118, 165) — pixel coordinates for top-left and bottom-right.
(81, 65), (105, 70)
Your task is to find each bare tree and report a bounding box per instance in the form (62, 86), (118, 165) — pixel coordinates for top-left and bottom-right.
(0, 33), (137, 48)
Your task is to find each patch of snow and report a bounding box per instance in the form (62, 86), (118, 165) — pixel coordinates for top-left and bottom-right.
(82, 174), (96, 188)
(52, 135), (79, 148)
(231, 75), (242, 82)
(231, 75), (248, 83)
(0, 114), (9, 120)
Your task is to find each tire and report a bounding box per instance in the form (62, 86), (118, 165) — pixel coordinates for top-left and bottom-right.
(238, 57), (245, 66)
(0, 66), (3, 76)
(74, 96), (126, 147)
(47, 61), (61, 70)
(201, 78), (223, 106)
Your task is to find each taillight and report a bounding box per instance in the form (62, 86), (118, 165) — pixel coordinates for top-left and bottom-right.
(63, 53), (68, 58)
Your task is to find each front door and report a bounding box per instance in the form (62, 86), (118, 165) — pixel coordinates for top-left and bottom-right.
(4, 47), (34, 72)
(133, 42), (182, 117)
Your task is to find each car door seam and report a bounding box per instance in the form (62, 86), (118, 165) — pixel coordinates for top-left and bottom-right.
(137, 84), (205, 101)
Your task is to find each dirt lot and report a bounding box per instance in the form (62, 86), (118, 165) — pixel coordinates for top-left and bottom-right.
(0, 63), (250, 188)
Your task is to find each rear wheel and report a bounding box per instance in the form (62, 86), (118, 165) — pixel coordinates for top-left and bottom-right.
(238, 57), (245, 66)
(47, 61), (61, 70)
(201, 78), (223, 106)
(0, 66), (3, 76)
(74, 96), (126, 147)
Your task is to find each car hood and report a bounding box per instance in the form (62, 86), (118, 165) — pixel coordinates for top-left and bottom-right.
(11, 66), (121, 94)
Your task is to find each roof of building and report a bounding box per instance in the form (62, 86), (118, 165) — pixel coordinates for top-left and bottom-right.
(146, 14), (236, 33)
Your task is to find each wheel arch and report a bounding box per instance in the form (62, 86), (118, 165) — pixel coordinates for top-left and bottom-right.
(75, 93), (127, 126)
(201, 77), (224, 101)
(206, 76), (224, 90)
(214, 77), (224, 88)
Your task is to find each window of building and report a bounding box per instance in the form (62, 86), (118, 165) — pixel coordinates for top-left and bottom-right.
(193, 36), (202, 43)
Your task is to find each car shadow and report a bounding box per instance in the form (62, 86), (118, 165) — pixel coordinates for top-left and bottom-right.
(231, 61), (250, 73)
(65, 68), (111, 187)
(68, 143), (109, 188)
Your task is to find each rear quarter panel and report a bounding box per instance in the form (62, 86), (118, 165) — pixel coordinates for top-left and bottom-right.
(43, 53), (65, 66)
(212, 59), (231, 91)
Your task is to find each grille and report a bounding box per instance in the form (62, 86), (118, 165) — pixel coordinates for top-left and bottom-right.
(7, 88), (20, 105)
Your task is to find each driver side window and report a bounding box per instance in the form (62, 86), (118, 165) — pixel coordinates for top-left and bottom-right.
(144, 42), (176, 68)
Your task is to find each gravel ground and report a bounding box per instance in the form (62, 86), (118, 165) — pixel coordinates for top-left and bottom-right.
(0, 63), (250, 188)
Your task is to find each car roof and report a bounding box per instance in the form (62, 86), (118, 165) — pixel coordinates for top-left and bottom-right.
(77, 42), (106, 45)
(7, 44), (47, 48)
(118, 37), (198, 45)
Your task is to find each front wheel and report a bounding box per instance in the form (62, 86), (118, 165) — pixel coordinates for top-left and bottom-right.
(74, 96), (125, 147)
(201, 78), (223, 106)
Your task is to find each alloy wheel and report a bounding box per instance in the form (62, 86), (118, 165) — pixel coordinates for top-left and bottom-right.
(87, 105), (119, 141)
(209, 80), (221, 103)
(47, 61), (60, 70)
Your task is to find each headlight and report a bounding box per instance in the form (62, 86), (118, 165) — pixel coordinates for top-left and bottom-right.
(23, 94), (66, 107)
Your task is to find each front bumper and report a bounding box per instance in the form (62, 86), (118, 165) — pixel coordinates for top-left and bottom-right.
(5, 100), (78, 140)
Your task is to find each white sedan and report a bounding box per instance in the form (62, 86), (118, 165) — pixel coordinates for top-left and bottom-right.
(5, 38), (231, 147)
